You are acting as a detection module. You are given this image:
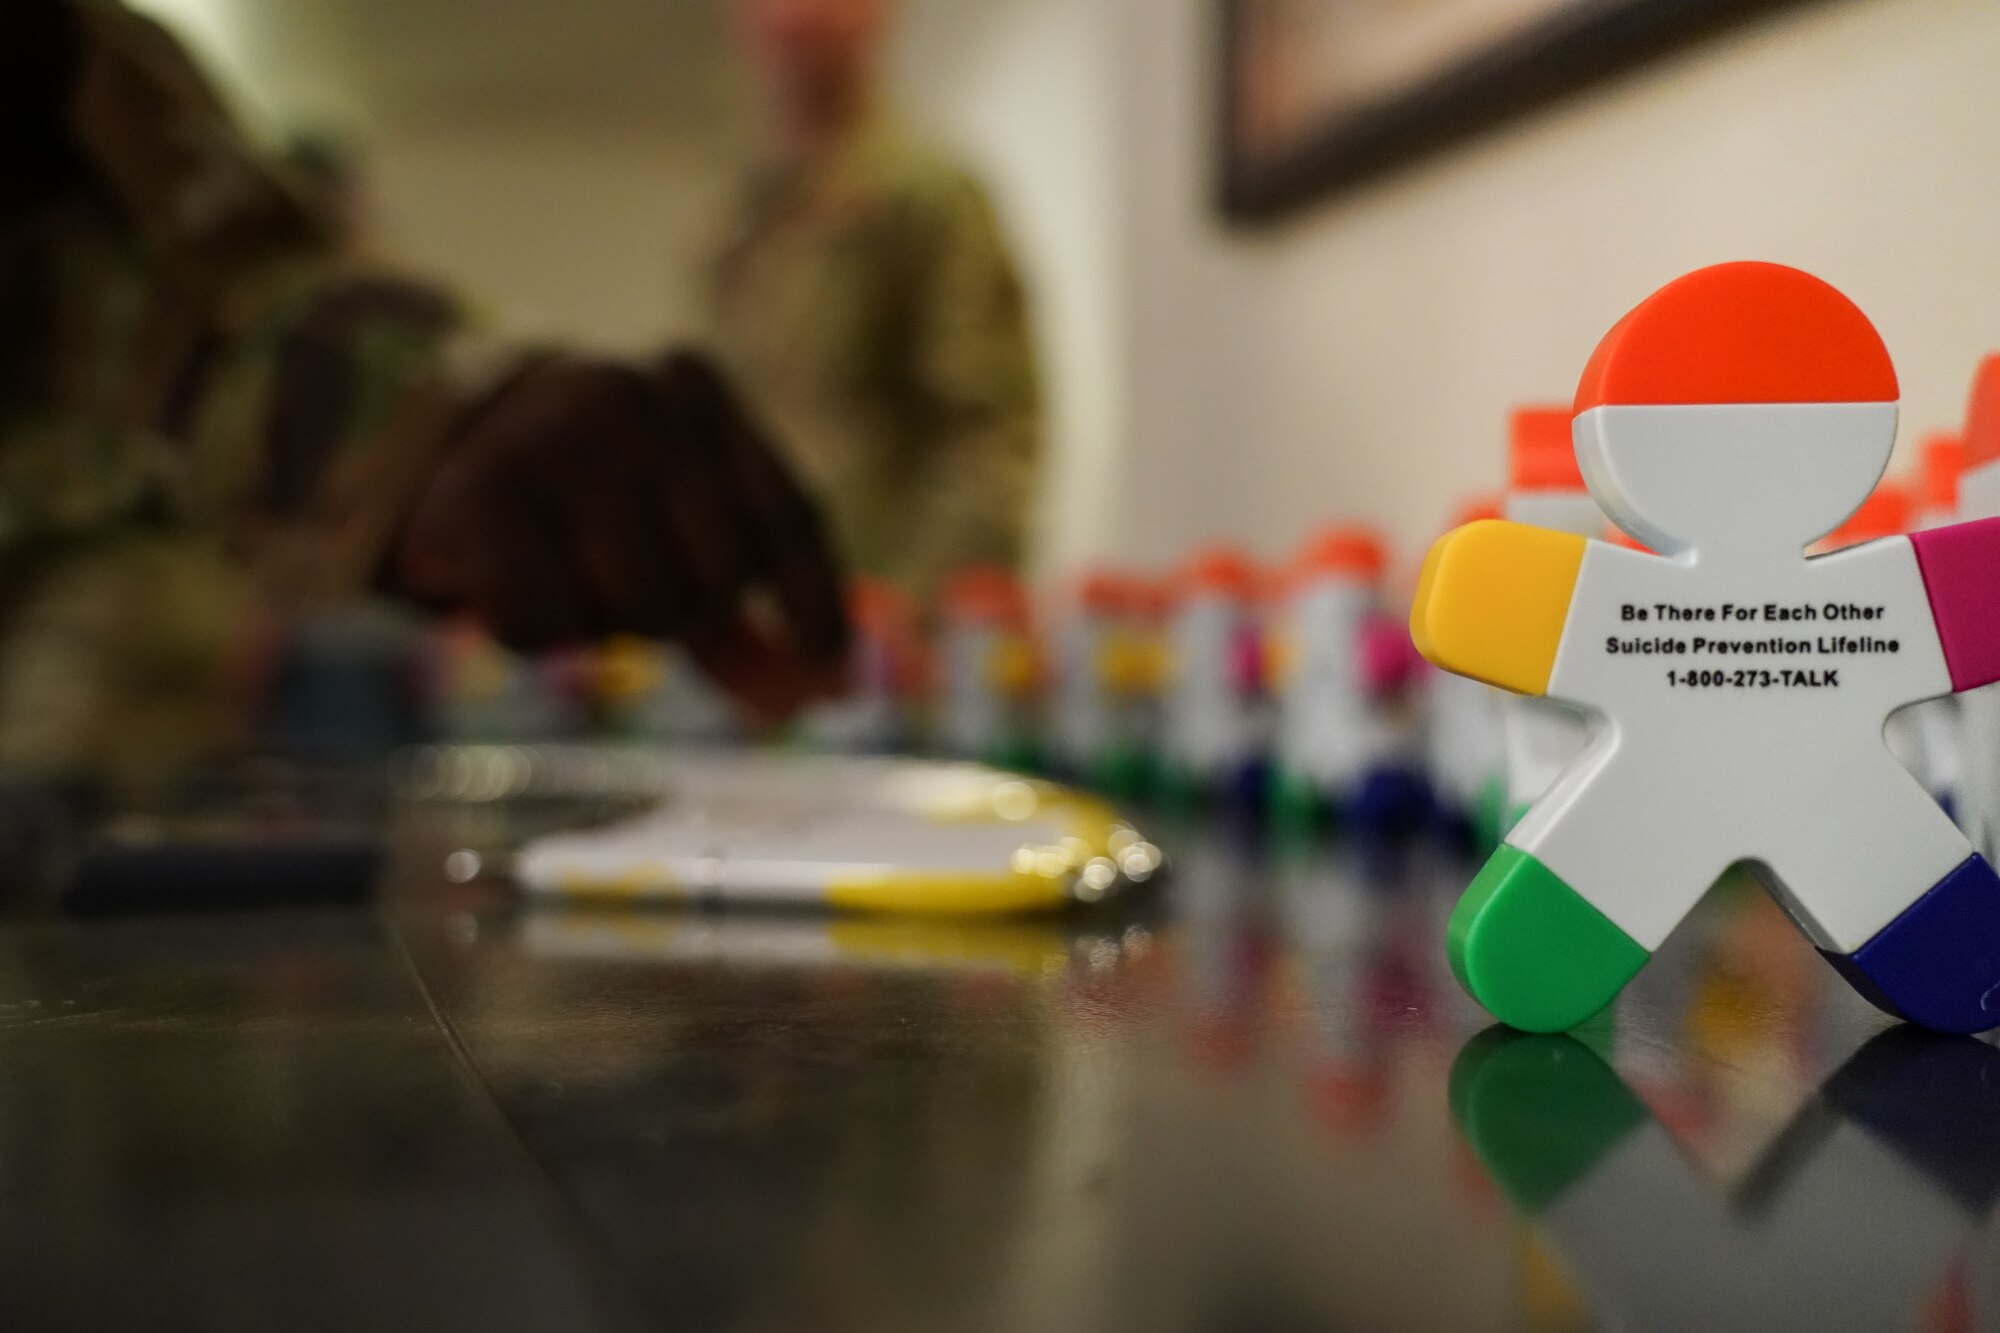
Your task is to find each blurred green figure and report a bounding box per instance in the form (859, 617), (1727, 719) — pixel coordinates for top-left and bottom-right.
(716, 0), (1044, 603)
(0, 2), (852, 793)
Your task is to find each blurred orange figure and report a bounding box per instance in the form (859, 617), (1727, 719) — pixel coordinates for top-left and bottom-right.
(933, 566), (1041, 768)
(716, 0), (1044, 602)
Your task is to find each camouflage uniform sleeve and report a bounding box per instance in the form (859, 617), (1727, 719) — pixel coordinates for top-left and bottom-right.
(52, 3), (494, 606)
(190, 266), (487, 605)
(0, 5), (502, 784)
(887, 171), (1043, 597)
(0, 256), (484, 787)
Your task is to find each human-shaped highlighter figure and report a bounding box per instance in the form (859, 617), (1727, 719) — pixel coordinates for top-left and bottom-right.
(1413, 262), (2000, 1034)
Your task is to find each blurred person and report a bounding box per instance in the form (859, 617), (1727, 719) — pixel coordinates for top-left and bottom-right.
(0, 0), (849, 791)
(716, 0), (1043, 602)
(280, 133), (368, 258)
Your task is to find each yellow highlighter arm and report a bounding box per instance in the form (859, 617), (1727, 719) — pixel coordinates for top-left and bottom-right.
(1411, 519), (1587, 696)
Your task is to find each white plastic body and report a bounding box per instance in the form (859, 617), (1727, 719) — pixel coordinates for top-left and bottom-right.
(1427, 669), (1505, 813)
(432, 636), (584, 743)
(1897, 478), (1965, 808)
(1051, 612), (1118, 770)
(1960, 460), (2000, 524)
(1502, 487), (1605, 814)
(1884, 700), (1961, 804)
(1962, 688), (2000, 862)
(1163, 594), (1262, 782)
(937, 621), (1019, 759)
(1957, 458), (2000, 860)
(1503, 696), (1594, 818)
(1507, 490), (1605, 537)
(1510, 402), (1972, 954)
(798, 620), (908, 753)
(1274, 576), (1376, 791)
(620, 646), (738, 743)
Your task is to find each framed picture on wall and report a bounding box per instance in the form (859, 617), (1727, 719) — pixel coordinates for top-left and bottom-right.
(1220, 0), (1822, 222)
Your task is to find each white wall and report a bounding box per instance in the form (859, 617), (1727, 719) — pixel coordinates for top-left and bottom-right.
(130, 0), (2000, 583)
(126, 0), (756, 355)
(365, 0), (1136, 576)
(367, 124), (740, 354)
(891, 0), (1130, 583)
(1106, 0), (2000, 570)
(129, 0), (1129, 581)
(369, 0), (1143, 576)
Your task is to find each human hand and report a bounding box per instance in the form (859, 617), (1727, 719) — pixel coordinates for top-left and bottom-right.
(393, 351), (850, 719)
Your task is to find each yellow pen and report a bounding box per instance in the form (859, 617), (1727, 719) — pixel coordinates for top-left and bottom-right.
(510, 754), (1163, 916)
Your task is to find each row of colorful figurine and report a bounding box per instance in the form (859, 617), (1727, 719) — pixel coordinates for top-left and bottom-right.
(910, 540), (1433, 830)
(420, 530), (1432, 831)
(421, 351), (2000, 868)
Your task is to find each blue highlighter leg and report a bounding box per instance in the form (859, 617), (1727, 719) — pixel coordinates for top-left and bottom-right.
(1823, 855), (2000, 1035)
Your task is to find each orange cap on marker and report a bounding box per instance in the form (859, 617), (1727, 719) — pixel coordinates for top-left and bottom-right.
(1287, 525), (1387, 588)
(1509, 407), (1583, 491)
(1919, 433), (1964, 513)
(1172, 545), (1260, 604)
(940, 565), (1029, 625)
(1823, 480), (1914, 549)
(849, 577), (924, 691)
(851, 577), (916, 636)
(1964, 356), (2000, 469)
(1603, 523), (1652, 553)
(1130, 576), (1171, 620)
(1447, 494), (1503, 531)
(1077, 569), (1142, 616)
(1574, 262), (1898, 412)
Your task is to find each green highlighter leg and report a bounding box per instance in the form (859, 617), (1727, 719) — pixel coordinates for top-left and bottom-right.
(1448, 846), (1649, 1033)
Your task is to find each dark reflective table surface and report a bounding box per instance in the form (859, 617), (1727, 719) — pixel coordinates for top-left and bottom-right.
(4, 801), (1999, 1331)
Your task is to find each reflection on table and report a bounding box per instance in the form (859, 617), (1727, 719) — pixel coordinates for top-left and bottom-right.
(0, 795), (1991, 1331)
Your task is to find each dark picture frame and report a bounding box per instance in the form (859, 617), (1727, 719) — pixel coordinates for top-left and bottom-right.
(1220, 0), (1828, 223)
